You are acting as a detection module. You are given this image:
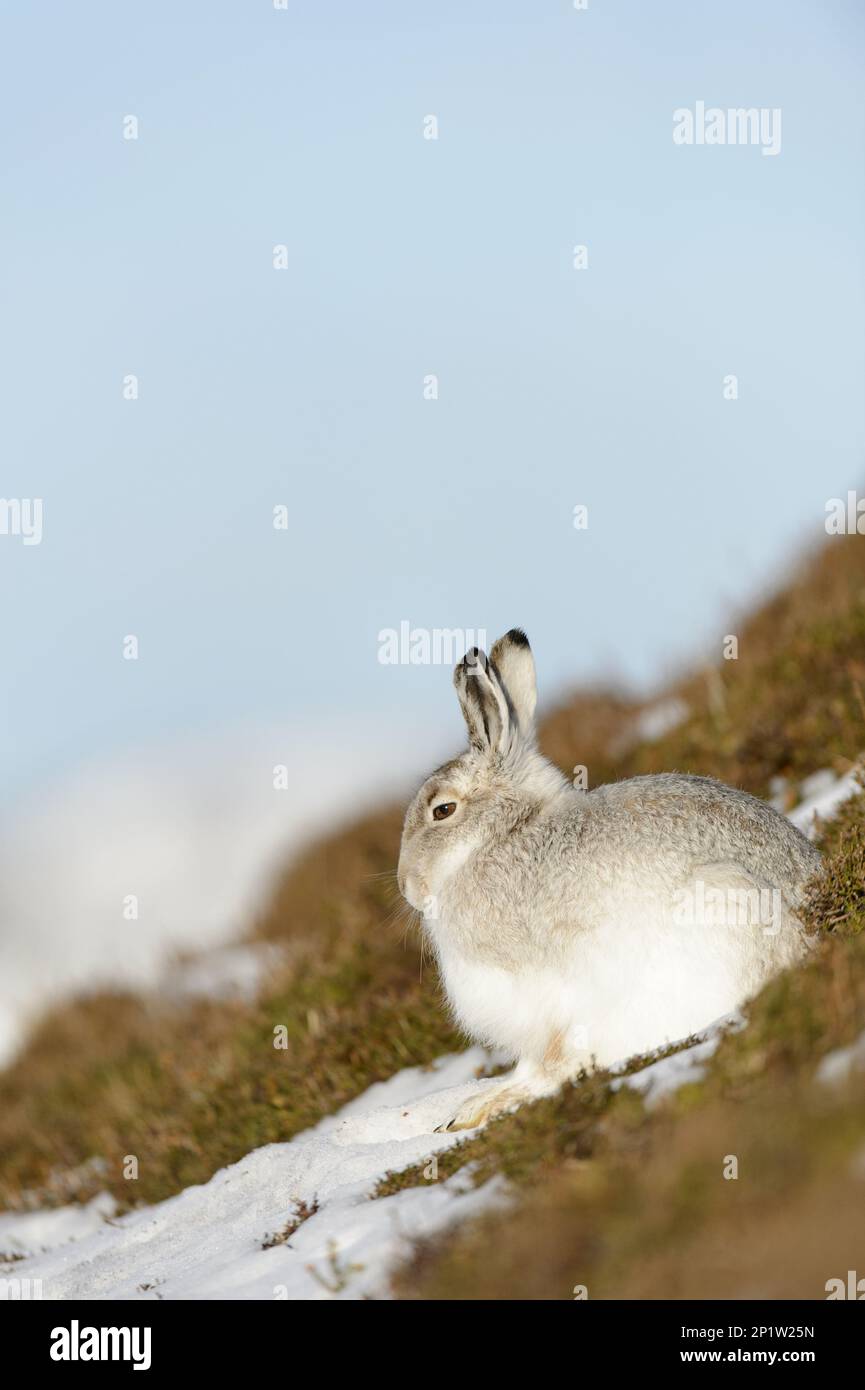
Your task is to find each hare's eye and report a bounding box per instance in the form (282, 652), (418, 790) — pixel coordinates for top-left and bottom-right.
(432, 802), (457, 822)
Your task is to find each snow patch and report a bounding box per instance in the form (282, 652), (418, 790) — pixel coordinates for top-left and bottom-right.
(0, 1048), (508, 1301)
(0, 1031), (728, 1301)
(613, 1014), (742, 1106)
(816, 1031), (865, 1088)
(0, 1193), (117, 1261)
(608, 697), (689, 758)
(787, 767), (861, 839)
(159, 943), (287, 1005)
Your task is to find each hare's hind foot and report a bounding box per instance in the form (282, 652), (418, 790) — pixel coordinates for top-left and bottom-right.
(434, 1048), (576, 1132)
(434, 1080), (532, 1133)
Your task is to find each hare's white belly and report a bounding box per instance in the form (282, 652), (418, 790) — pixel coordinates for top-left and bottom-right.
(434, 895), (786, 1069)
(436, 945), (596, 1064)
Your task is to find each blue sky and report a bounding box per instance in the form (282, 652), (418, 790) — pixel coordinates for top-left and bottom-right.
(1, 1), (863, 799)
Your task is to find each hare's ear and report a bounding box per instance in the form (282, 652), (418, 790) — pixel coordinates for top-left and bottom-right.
(453, 646), (515, 755)
(489, 628), (537, 741)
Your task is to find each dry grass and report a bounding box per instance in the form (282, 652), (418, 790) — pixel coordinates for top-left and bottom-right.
(261, 1198), (320, 1249)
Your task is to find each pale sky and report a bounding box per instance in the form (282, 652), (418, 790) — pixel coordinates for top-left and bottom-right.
(1, 0), (863, 800)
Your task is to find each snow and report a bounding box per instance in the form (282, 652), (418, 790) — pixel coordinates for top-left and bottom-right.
(0, 1031), (723, 1302)
(815, 1030), (865, 1088)
(0, 1192), (117, 1257)
(635, 697), (690, 744)
(614, 1036), (718, 1104)
(0, 1049), (510, 1300)
(608, 697), (689, 757)
(611, 1013), (743, 1106)
(159, 943), (287, 1004)
(787, 767), (861, 839)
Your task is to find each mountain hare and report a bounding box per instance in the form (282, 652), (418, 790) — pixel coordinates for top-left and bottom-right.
(398, 629), (820, 1131)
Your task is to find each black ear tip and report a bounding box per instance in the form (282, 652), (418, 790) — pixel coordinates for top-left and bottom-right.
(506, 627), (530, 648)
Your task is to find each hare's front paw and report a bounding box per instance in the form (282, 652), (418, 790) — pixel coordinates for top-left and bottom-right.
(434, 1083), (526, 1133)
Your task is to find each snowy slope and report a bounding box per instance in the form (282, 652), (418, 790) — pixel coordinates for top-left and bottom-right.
(0, 1050), (508, 1301)
(0, 1029), (725, 1301)
(0, 773), (850, 1301)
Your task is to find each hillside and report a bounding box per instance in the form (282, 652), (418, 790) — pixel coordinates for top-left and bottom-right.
(1, 533), (865, 1298)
